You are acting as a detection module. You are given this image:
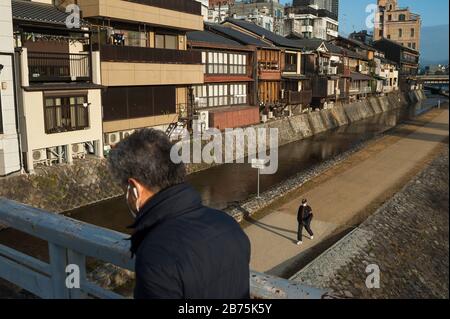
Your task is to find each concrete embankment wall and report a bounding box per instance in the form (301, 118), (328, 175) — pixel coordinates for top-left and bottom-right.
(0, 91), (425, 221)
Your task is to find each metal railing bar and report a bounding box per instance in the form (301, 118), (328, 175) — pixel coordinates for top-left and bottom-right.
(0, 244), (51, 276)
(0, 199), (134, 271)
(0, 254), (53, 299)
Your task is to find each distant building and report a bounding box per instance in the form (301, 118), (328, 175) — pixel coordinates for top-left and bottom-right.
(425, 64), (449, 75)
(349, 30), (374, 46)
(229, 0), (285, 35)
(284, 5), (338, 40)
(208, 3), (231, 23)
(373, 38), (419, 76)
(196, 0), (210, 20)
(209, 0), (235, 7)
(374, 0), (421, 51)
(293, 0), (339, 19)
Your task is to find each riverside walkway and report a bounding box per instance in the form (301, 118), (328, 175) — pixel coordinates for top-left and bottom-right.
(244, 105), (449, 278)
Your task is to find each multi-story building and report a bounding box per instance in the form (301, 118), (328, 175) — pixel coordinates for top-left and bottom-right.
(229, 0), (285, 35)
(284, 5), (338, 40)
(374, 0), (421, 51)
(0, 0), (22, 176)
(373, 38), (419, 77)
(12, 0), (104, 174)
(196, 0), (210, 20)
(61, 0), (205, 144)
(220, 18), (312, 112)
(373, 50), (399, 94)
(349, 30), (374, 46)
(208, 3), (231, 23)
(293, 0), (339, 19)
(207, 22), (283, 108)
(187, 25), (260, 130)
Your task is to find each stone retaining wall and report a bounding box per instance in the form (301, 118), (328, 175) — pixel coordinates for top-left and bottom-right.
(0, 91), (425, 221)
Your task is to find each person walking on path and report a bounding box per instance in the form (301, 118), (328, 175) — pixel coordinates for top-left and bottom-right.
(297, 199), (314, 245)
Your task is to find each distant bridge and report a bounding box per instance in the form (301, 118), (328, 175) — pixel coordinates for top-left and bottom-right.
(416, 75), (449, 85)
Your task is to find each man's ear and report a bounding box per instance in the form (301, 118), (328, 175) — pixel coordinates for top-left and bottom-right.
(128, 178), (141, 198)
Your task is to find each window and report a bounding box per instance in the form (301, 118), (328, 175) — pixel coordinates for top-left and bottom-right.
(44, 95), (89, 134)
(399, 14), (406, 21)
(388, 14), (392, 21)
(379, 30), (383, 37)
(193, 83), (248, 108)
(398, 28), (402, 38)
(154, 34), (178, 50)
(205, 51), (246, 75)
(387, 34), (391, 39)
(411, 28), (415, 37)
(412, 43), (416, 50)
(102, 86), (176, 121)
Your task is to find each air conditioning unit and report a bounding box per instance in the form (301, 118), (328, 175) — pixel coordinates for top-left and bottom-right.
(120, 130), (135, 140)
(104, 132), (121, 146)
(72, 143), (87, 159)
(32, 149), (48, 165)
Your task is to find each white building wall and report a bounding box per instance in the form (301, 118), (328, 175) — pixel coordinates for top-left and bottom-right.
(0, 0), (21, 176)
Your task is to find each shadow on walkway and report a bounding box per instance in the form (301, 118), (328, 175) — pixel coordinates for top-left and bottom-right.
(234, 205), (299, 244)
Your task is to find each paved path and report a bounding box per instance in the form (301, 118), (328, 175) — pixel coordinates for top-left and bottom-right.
(245, 107), (449, 278)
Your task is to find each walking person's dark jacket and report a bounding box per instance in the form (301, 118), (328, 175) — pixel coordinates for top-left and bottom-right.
(297, 205), (313, 223)
(130, 183), (251, 299)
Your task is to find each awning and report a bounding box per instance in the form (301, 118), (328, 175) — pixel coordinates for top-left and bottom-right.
(350, 72), (373, 81)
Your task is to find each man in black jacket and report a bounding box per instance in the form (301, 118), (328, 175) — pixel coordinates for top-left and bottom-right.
(108, 129), (251, 299)
(297, 199), (314, 245)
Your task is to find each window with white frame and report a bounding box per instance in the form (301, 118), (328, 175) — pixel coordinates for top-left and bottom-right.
(193, 83), (248, 108)
(205, 51), (247, 75)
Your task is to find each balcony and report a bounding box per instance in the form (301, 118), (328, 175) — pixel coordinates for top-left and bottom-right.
(28, 52), (91, 83)
(76, 0), (203, 31)
(124, 0), (201, 15)
(285, 90), (313, 106)
(97, 44), (202, 65)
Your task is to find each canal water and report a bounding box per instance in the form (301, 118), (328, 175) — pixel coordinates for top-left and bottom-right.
(0, 94), (446, 264)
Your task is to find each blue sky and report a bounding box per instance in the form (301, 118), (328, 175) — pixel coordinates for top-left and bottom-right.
(280, 0), (450, 35)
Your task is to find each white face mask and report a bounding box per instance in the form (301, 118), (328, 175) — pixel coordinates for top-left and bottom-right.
(303, 203), (307, 207)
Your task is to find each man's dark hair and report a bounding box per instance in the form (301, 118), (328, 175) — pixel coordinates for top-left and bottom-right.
(108, 128), (186, 192)
(302, 199), (308, 204)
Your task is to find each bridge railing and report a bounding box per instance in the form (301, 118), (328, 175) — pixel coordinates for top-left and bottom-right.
(0, 198), (329, 299)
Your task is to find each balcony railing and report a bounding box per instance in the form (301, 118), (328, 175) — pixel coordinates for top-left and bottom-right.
(124, 0), (202, 15)
(0, 198), (329, 299)
(96, 44), (202, 65)
(285, 90), (313, 106)
(28, 52), (91, 83)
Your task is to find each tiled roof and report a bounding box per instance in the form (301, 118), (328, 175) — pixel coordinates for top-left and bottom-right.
(12, 0), (87, 27)
(206, 23), (273, 48)
(223, 18), (305, 50)
(187, 30), (245, 48)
